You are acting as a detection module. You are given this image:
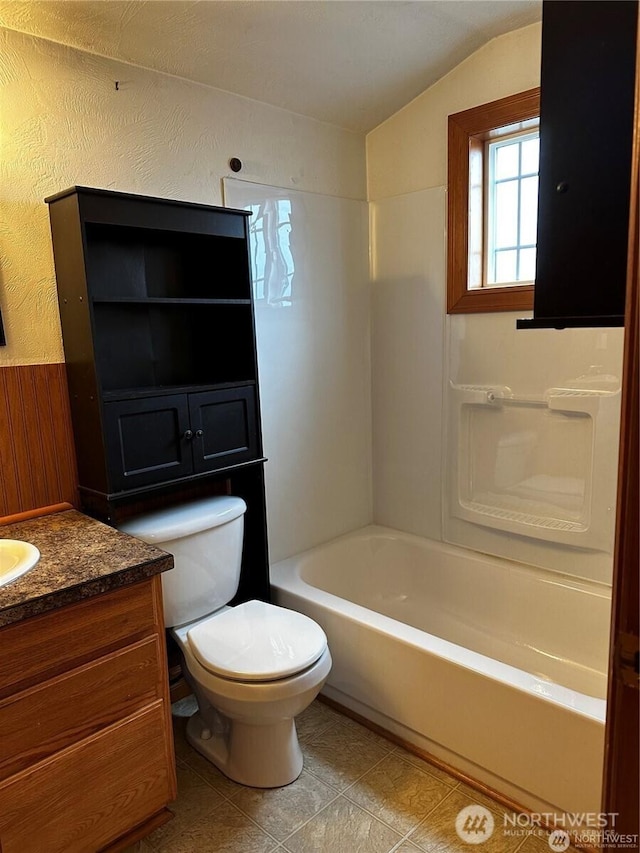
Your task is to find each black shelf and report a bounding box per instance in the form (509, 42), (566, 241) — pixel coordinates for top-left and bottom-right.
(526, 1), (637, 329)
(84, 221), (251, 301)
(91, 296), (252, 306)
(79, 456), (269, 503)
(517, 315), (625, 330)
(47, 185), (270, 603)
(102, 379), (256, 402)
(92, 300), (257, 391)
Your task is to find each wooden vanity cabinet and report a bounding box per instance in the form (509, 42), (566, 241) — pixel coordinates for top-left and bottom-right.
(0, 577), (177, 853)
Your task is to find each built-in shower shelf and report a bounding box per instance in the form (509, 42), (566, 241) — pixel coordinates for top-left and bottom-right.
(548, 388), (618, 397)
(452, 383), (619, 411)
(449, 382), (621, 551)
(460, 501), (586, 533)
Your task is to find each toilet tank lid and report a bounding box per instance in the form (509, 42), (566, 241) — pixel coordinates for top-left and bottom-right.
(118, 495), (247, 544)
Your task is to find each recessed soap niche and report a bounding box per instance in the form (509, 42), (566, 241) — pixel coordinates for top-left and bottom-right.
(447, 383), (621, 555)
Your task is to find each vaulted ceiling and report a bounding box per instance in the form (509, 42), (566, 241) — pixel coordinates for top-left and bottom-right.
(0, 1), (542, 133)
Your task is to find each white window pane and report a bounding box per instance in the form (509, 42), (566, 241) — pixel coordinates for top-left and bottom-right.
(495, 249), (517, 283)
(495, 181), (518, 248)
(521, 136), (539, 174)
(495, 142), (519, 180)
(519, 247), (537, 281)
(520, 176), (539, 245)
(485, 129), (539, 289)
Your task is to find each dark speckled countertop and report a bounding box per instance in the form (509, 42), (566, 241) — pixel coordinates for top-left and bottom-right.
(0, 509), (173, 627)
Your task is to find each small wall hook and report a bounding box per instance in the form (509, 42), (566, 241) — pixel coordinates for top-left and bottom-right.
(229, 157), (242, 173)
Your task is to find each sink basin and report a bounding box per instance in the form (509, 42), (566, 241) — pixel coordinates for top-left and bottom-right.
(0, 539), (40, 587)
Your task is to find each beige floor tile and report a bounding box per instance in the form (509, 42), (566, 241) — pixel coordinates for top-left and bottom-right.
(390, 748), (459, 788)
(283, 795), (403, 853)
(295, 699), (342, 742)
(408, 788), (523, 853)
(149, 800), (279, 853)
(232, 769), (338, 840)
(146, 764), (225, 849)
(301, 720), (390, 791)
(345, 751), (453, 834)
(159, 700), (559, 853)
(169, 763), (225, 821)
(515, 831), (555, 852)
(178, 744), (246, 799)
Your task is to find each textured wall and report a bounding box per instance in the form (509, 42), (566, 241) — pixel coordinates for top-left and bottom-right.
(0, 27), (366, 366)
(367, 23), (542, 200)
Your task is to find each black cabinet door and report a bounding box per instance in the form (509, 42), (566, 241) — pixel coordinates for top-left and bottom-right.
(104, 394), (193, 492)
(189, 387), (258, 474)
(526, 0), (637, 327)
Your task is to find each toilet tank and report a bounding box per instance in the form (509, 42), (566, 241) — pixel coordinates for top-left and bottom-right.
(118, 495), (247, 628)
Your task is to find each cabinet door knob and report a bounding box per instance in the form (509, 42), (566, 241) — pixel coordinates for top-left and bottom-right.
(183, 430), (194, 440)
(195, 429), (204, 438)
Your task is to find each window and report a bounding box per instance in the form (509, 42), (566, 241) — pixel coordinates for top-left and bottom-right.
(247, 198), (294, 307)
(486, 131), (539, 285)
(447, 89), (540, 313)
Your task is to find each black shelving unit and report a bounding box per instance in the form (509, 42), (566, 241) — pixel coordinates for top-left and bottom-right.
(46, 186), (270, 602)
(518, 0), (638, 330)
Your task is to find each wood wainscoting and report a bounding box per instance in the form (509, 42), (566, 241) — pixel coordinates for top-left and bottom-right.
(0, 363), (78, 516)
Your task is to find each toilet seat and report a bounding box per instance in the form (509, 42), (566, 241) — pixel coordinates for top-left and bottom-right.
(187, 599), (327, 683)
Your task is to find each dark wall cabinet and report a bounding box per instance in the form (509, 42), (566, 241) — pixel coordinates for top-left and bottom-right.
(103, 386), (258, 492)
(46, 186), (270, 601)
(519, 0), (638, 329)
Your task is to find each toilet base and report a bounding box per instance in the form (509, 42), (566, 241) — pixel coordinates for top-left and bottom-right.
(186, 710), (304, 788)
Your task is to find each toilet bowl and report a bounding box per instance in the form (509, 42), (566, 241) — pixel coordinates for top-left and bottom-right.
(118, 496), (332, 788)
(174, 604), (332, 787)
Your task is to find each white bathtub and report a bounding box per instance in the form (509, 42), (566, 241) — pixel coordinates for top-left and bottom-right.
(271, 524), (611, 817)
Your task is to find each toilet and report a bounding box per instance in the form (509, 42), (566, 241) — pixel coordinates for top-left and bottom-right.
(119, 495), (332, 788)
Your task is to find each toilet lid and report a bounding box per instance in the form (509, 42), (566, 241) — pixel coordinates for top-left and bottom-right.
(186, 600), (328, 682)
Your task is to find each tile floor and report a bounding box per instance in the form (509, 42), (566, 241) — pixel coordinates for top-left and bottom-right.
(137, 697), (577, 853)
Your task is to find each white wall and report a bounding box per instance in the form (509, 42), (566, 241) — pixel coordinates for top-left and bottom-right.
(0, 27), (369, 563)
(371, 187), (445, 539)
(367, 23), (624, 582)
(0, 27), (366, 366)
(224, 179), (371, 563)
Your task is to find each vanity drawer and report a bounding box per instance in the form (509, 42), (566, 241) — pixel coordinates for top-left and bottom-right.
(0, 635), (162, 781)
(0, 701), (175, 853)
(0, 578), (159, 698)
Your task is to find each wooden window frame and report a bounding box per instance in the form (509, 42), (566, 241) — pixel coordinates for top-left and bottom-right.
(447, 88), (540, 313)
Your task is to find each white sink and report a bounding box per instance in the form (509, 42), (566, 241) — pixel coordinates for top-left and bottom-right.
(0, 540), (40, 587)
